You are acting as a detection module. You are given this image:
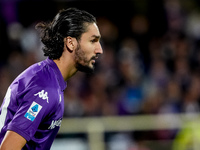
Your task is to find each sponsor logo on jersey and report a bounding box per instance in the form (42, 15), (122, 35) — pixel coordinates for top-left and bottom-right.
(24, 101), (42, 121)
(34, 90), (49, 103)
(48, 118), (62, 129)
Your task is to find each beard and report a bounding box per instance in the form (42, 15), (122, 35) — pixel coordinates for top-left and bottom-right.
(76, 63), (95, 74)
(74, 44), (95, 74)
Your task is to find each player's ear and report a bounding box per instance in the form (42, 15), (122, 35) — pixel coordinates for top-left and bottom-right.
(64, 37), (77, 53)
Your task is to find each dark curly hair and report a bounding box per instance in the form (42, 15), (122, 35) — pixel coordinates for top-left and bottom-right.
(35, 8), (96, 60)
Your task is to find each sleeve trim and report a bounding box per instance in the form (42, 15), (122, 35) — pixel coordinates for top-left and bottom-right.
(7, 125), (31, 141)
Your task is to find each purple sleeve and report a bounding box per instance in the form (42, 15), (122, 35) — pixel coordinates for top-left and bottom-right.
(7, 85), (56, 141)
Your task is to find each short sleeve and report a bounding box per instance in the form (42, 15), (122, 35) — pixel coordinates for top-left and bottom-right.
(7, 82), (58, 141)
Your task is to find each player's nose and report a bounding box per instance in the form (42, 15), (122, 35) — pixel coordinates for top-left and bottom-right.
(95, 42), (103, 54)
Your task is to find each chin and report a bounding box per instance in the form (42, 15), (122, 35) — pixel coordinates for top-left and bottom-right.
(76, 63), (95, 74)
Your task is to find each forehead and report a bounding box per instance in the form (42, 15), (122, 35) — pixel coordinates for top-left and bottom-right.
(81, 23), (101, 39)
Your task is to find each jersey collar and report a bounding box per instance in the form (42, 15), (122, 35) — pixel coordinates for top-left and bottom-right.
(45, 58), (67, 91)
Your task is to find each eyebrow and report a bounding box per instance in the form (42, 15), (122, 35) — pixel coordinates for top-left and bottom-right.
(91, 35), (101, 39)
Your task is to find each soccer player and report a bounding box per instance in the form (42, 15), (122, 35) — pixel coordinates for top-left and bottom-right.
(0, 8), (103, 150)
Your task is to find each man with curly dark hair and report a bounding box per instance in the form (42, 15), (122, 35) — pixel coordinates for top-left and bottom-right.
(0, 8), (103, 150)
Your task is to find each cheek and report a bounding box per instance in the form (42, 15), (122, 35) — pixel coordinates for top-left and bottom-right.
(75, 47), (90, 65)
(80, 43), (94, 58)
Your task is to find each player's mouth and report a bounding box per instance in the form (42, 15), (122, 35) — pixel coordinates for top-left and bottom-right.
(91, 56), (99, 65)
(91, 56), (98, 62)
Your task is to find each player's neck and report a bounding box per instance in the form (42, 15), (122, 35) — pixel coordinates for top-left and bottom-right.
(53, 56), (78, 81)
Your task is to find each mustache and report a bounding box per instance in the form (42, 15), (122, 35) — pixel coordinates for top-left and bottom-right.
(91, 53), (100, 60)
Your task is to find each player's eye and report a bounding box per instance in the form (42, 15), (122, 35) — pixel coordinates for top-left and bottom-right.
(91, 38), (98, 43)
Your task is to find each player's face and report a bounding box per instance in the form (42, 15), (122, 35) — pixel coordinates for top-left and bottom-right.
(74, 23), (103, 73)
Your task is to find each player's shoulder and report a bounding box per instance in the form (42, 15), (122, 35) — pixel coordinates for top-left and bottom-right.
(12, 59), (58, 92)
(10, 60), (60, 105)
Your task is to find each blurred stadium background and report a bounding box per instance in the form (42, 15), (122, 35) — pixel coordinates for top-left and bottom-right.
(1, 0), (200, 149)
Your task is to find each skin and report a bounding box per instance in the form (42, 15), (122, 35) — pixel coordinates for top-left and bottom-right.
(54, 22), (103, 81)
(0, 22), (103, 150)
(0, 130), (26, 150)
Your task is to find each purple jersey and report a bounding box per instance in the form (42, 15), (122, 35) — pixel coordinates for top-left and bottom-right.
(0, 58), (67, 150)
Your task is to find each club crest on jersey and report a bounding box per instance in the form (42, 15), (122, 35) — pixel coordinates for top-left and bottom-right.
(34, 90), (49, 103)
(24, 101), (42, 121)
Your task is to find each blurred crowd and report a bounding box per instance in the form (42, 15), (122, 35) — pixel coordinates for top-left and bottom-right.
(1, 0), (200, 149)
